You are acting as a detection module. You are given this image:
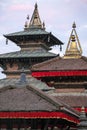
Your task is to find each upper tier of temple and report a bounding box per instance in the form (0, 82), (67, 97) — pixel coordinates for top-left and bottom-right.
(0, 3), (63, 78)
(4, 3), (63, 51)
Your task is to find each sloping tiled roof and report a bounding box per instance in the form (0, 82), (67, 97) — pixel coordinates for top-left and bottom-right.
(0, 82), (79, 118)
(4, 28), (63, 46)
(0, 50), (56, 58)
(32, 56), (87, 71)
(0, 85), (58, 111)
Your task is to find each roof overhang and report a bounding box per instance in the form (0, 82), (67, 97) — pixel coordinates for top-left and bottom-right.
(0, 111), (79, 124)
(4, 31), (63, 47)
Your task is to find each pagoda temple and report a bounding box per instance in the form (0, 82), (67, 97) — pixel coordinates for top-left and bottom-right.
(0, 3), (81, 130)
(32, 22), (87, 115)
(0, 3), (63, 79)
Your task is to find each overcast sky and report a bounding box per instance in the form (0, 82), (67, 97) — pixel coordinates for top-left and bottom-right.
(0, 0), (87, 78)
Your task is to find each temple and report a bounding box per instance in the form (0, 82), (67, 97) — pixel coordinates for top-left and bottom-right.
(32, 22), (87, 113)
(0, 3), (87, 130)
(0, 3), (63, 79)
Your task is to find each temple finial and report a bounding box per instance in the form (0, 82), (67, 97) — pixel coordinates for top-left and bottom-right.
(24, 15), (29, 30)
(43, 21), (45, 30)
(29, 3), (43, 29)
(35, 3), (38, 9)
(27, 15), (29, 20)
(72, 22), (76, 29)
(64, 23), (82, 59)
(25, 21), (27, 27)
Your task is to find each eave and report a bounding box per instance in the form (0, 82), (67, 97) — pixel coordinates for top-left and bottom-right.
(0, 111), (79, 124)
(0, 50), (56, 60)
(4, 30), (63, 47)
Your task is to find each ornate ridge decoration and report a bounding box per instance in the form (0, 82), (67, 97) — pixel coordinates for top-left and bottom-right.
(64, 22), (82, 59)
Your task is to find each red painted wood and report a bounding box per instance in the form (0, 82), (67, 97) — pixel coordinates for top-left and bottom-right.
(0, 111), (79, 123)
(32, 70), (87, 77)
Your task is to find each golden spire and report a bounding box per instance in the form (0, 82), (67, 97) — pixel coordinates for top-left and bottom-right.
(29, 3), (42, 28)
(64, 22), (82, 59)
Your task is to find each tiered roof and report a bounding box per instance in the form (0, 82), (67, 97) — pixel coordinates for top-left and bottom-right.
(0, 80), (79, 124)
(0, 3), (63, 77)
(4, 3), (63, 50)
(0, 50), (56, 59)
(0, 3), (85, 129)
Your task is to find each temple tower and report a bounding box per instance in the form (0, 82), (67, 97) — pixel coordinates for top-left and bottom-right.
(0, 3), (63, 78)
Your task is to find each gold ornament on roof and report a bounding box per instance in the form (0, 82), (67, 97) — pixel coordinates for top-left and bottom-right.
(24, 3), (43, 30)
(24, 15), (29, 30)
(64, 22), (82, 59)
(29, 3), (42, 28)
(72, 22), (76, 28)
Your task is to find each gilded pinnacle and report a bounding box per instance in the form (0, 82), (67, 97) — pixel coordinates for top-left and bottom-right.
(64, 23), (82, 59)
